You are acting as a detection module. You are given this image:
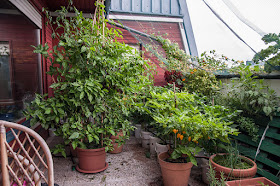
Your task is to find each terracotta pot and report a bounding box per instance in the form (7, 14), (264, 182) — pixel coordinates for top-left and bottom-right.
(158, 152), (193, 186)
(226, 177), (278, 186)
(140, 131), (151, 149)
(109, 131), (124, 154)
(76, 147), (108, 173)
(149, 136), (161, 155)
(209, 153), (257, 180)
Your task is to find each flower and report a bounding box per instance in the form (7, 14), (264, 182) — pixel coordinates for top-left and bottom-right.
(173, 129), (178, 134)
(182, 78), (186, 81)
(190, 71), (194, 74)
(208, 136), (210, 140)
(182, 131), (186, 134)
(193, 69), (197, 72)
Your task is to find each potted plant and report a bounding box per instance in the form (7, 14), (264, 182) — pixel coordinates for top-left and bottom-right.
(142, 87), (238, 186)
(25, 1), (154, 173)
(209, 145), (257, 180)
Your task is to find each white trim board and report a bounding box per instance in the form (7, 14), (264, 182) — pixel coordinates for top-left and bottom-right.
(179, 22), (190, 55)
(108, 14), (183, 23)
(9, 0), (42, 29)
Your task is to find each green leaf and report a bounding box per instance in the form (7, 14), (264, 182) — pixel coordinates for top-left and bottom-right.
(81, 46), (87, 53)
(69, 132), (79, 139)
(189, 156), (197, 166)
(55, 117), (59, 123)
(45, 108), (52, 114)
(80, 92), (85, 99)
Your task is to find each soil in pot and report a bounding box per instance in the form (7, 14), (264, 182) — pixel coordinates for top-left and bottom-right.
(210, 153), (257, 180)
(109, 131), (124, 154)
(158, 152), (193, 186)
(76, 147), (108, 173)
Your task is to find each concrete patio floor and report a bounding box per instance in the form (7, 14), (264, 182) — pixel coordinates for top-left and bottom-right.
(47, 136), (207, 186)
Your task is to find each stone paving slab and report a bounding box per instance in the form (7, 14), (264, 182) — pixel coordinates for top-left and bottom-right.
(48, 136), (207, 186)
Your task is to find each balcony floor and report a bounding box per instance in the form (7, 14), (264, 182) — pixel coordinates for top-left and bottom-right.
(47, 136), (207, 186)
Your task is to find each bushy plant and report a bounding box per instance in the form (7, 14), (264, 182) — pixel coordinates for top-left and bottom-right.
(222, 66), (280, 119)
(25, 2), (154, 153)
(142, 89), (238, 165)
(183, 68), (219, 97)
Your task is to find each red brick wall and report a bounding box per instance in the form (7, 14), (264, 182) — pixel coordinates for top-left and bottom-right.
(110, 20), (184, 86)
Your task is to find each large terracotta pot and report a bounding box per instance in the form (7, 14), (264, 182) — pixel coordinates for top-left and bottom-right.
(76, 147), (108, 173)
(209, 153), (257, 180)
(158, 152), (193, 186)
(109, 131), (124, 154)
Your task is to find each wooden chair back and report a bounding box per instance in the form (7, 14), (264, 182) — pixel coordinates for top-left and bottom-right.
(0, 120), (54, 186)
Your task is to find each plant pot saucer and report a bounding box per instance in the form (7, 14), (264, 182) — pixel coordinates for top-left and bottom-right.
(76, 162), (108, 173)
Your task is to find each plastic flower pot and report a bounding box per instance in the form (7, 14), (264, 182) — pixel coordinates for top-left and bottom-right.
(140, 131), (151, 149)
(158, 152), (193, 186)
(149, 136), (161, 156)
(155, 142), (169, 156)
(209, 153), (257, 180)
(134, 124), (141, 144)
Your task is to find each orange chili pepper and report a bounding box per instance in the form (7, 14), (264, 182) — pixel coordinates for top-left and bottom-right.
(177, 133), (181, 138)
(208, 136), (210, 140)
(179, 135), (183, 140)
(188, 136), (191, 142)
(173, 129), (178, 134)
(182, 78), (186, 81)
(190, 71), (194, 74)
(182, 131), (186, 134)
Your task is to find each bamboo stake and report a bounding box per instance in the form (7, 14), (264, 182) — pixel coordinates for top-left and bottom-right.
(173, 82), (177, 108)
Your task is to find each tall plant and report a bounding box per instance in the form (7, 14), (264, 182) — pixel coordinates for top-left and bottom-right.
(25, 1), (154, 153)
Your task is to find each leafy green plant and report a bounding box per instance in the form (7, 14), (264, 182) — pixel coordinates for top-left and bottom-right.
(253, 33), (280, 73)
(236, 116), (259, 142)
(142, 89), (238, 165)
(25, 2), (154, 154)
(183, 68), (219, 97)
(222, 66), (280, 119)
(207, 161), (226, 186)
